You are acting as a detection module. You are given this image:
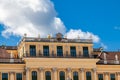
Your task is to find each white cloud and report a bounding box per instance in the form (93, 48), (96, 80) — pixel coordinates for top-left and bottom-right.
(0, 0), (66, 37)
(0, 0), (101, 43)
(100, 42), (107, 49)
(65, 29), (100, 43)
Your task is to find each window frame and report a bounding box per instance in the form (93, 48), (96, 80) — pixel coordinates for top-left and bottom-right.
(30, 45), (36, 56)
(57, 46), (63, 56)
(16, 73), (22, 80)
(70, 46), (76, 57)
(32, 71), (37, 80)
(43, 46), (49, 56)
(2, 73), (8, 80)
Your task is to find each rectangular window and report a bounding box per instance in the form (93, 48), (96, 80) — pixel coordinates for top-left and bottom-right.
(98, 74), (103, 80)
(30, 45), (36, 56)
(70, 46), (76, 57)
(57, 46), (63, 56)
(86, 72), (91, 80)
(16, 73), (22, 80)
(83, 47), (89, 57)
(110, 74), (115, 80)
(2, 73), (8, 80)
(43, 46), (49, 56)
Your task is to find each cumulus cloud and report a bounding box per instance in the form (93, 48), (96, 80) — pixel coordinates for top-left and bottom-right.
(0, 0), (66, 37)
(65, 29), (100, 43)
(0, 0), (101, 43)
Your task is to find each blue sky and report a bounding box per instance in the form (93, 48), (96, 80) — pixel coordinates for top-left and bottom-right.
(0, 0), (120, 51)
(51, 0), (120, 51)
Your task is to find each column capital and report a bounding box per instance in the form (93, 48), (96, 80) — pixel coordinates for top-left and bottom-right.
(38, 67), (44, 72)
(104, 72), (109, 75)
(9, 72), (15, 74)
(66, 68), (72, 72)
(79, 68), (84, 72)
(116, 72), (120, 75)
(92, 68), (97, 72)
(52, 67), (57, 72)
(25, 67), (30, 72)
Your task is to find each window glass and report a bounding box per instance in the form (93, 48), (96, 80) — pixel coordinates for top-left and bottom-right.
(57, 46), (63, 56)
(16, 73), (22, 80)
(70, 46), (76, 57)
(110, 74), (115, 80)
(43, 46), (49, 56)
(2, 73), (8, 80)
(83, 47), (89, 57)
(86, 72), (91, 80)
(30, 45), (36, 56)
(98, 74), (103, 80)
(32, 71), (37, 80)
(73, 71), (78, 80)
(45, 71), (51, 80)
(60, 71), (65, 80)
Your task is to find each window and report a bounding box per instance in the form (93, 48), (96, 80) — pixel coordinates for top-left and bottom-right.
(98, 74), (103, 80)
(57, 46), (63, 56)
(86, 72), (91, 80)
(30, 45), (36, 56)
(70, 46), (76, 57)
(59, 71), (65, 80)
(2, 73), (8, 80)
(45, 71), (51, 80)
(83, 47), (89, 57)
(73, 71), (78, 80)
(43, 46), (49, 56)
(32, 71), (37, 80)
(110, 74), (115, 80)
(16, 73), (22, 80)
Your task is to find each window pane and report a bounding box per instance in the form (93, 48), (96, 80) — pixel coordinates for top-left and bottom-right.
(86, 72), (91, 80)
(43, 46), (49, 56)
(60, 71), (65, 80)
(45, 71), (51, 80)
(83, 47), (89, 57)
(30, 45), (36, 56)
(32, 71), (37, 80)
(57, 46), (63, 56)
(16, 73), (22, 80)
(70, 46), (76, 57)
(98, 74), (103, 80)
(73, 72), (78, 80)
(110, 74), (115, 80)
(2, 73), (8, 80)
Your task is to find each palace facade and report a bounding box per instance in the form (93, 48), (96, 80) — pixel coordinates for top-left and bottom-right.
(0, 33), (120, 80)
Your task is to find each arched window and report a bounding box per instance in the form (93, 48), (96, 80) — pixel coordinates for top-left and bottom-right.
(59, 71), (65, 80)
(73, 71), (78, 80)
(32, 71), (37, 80)
(45, 71), (51, 80)
(86, 72), (91, 80)
(110, 74), (115, 80)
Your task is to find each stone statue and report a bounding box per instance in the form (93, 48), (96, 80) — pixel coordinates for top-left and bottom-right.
(115, 54), (118, 61)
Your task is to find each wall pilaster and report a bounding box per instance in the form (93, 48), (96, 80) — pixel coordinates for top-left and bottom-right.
(79, 68), (84, 80)
(52, 67), (57, 80)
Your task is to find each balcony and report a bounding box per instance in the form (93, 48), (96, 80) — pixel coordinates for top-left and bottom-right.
(97, 60), (120, 65)
(24, 53), (96, 59)
(0, 58), (24, 63)
(19, 37), (92, 44)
